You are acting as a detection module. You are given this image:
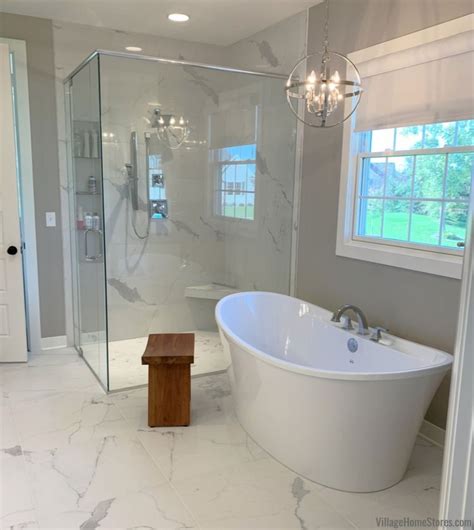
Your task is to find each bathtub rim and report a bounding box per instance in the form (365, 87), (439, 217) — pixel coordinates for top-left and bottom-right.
(215, 291), (453, 382)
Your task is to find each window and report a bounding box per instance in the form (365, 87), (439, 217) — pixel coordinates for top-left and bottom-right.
(212, 143), (256, 220)
(355, 120), (473, 251)
(336, 15), (473, 279)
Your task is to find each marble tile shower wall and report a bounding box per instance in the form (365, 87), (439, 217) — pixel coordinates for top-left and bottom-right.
(53, 21), (228, 344)
(53, 12), (307, 343)
(226, 11), (308, 74)
(101, 59), (223, 340)
(100, 58), (297, 341)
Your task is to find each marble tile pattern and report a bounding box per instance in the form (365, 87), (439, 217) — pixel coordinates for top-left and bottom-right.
(108, 330), (230, 390)
(0, 352), (444, 529)
(96, 52), (297, 346)
(53, 11), (306, 351)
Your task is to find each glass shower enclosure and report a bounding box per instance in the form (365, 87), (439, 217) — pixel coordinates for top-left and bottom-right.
(66, 51), (298, 391)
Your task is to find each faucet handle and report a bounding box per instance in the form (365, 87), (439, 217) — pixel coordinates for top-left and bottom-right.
(370, 326), (388, 342)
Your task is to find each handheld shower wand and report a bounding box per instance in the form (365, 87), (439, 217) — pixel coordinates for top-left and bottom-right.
(126, 132), (139, 211)
(125, 131), (151, 239)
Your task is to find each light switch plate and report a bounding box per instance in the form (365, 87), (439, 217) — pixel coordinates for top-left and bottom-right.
(46, 212), (56, 227)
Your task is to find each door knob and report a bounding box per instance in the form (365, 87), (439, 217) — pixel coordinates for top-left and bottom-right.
(7, 246), (18, 256)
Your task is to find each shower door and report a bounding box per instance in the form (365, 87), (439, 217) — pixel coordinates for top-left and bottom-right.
(99, 54), (297, 390)
(66, 51), (297, 391)
(66, 56), (108, 388)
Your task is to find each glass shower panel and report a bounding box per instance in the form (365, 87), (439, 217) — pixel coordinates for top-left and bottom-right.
(67, 56), (108, 388)
(99, 55), (297, 390)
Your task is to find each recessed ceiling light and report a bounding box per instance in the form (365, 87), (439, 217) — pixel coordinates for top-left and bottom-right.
(168, 13), (190, 22)
(125, 46), (143, 52)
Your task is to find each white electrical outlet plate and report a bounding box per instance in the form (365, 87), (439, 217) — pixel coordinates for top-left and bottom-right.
(46, 212), (56, 227)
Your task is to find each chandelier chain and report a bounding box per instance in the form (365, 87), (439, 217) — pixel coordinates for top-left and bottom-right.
(323, 0), (330, 57)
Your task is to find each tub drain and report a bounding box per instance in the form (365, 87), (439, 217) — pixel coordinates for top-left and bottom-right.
(347, 338), (358, 353)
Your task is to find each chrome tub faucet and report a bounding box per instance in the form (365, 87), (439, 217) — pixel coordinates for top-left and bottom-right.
(331, 304), (370, 336)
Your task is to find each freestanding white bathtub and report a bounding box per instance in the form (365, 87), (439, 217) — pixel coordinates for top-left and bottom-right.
(215, 292), (453, 492)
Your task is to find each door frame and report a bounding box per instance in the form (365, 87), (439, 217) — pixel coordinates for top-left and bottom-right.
(1, 37), (42, 355)
(439, 179), (474, 523)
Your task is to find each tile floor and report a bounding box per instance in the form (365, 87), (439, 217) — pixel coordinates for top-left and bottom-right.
(108, 331), (230, 390)
(1, 351), (444, 529)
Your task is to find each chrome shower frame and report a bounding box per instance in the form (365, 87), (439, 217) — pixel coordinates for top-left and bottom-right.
(64, 49), (289, 84)
(64, 50), (302, 392)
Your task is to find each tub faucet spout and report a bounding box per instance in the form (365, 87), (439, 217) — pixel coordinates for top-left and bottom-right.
(331, 304), (370, 335)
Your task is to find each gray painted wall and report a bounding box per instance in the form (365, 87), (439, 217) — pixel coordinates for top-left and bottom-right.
(0, 13), (65, 338)
(297, 0), (473, 429)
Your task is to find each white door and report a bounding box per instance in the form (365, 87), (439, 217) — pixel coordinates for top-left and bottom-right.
(0, 42), (27, 362)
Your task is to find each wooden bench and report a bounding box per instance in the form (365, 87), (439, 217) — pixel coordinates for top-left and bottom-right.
(141, 333), (195, 427)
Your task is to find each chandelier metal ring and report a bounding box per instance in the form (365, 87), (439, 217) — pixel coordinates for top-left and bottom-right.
(285, 0), (364, 128)
(285, 50), (363, 128)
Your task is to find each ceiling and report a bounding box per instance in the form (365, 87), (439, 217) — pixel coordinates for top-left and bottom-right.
(0, 0), (321, 46)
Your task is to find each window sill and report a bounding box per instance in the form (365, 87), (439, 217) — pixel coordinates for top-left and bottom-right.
(336, 237), (463, 279)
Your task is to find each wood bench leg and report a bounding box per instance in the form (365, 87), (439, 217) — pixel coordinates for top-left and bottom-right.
(148, 364), (191, 427)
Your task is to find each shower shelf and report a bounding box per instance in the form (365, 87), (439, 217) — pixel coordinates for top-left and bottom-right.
(76, 191), (101, 196)
(184, 283), (238, 301)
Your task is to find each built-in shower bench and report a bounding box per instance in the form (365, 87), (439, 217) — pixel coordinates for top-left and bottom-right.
(142, 333), (194, 427)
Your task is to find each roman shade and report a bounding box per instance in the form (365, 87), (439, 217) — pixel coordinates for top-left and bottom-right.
(209, 105), (257, 149)
(354, 18), (474, 132)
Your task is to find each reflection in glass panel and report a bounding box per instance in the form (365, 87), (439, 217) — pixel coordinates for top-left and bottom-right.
(78, 53), (298, 390)
(212, 143), (257, 220)
(410, 201), (441, 246)
(383, 200), (410, 241)
(67, 56), (108, 389)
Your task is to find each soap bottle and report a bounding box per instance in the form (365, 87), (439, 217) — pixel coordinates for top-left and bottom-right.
(88, 175), (97, 194)
(84, 212), (93, 230)
(92, 213), (101, 231)
(77, 206), (84, 230)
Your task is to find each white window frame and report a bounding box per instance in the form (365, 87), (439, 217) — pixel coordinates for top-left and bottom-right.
(212, 145), (257, 222)
(336, 18), (473, 280)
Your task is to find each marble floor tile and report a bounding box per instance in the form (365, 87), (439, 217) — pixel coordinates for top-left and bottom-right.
(171, 457), (355, 529)
(10, 390), (132, 451)
(1, 403), (20, 449)
(0, 509), (38, 530)
(315, 438), (444, 529)
(1, 354), (445, 530)
(0, 353), (100, 393)
(0, 451), (36, 528)
(88, 484), (197, 529)
(24, 434), (195, 529)
(108, 330), (230, 390)
(138, 422), (269, 484)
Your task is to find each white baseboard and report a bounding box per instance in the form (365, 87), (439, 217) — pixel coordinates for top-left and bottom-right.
(40, 335), (68, 351)
(419, 419), (446, 448)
